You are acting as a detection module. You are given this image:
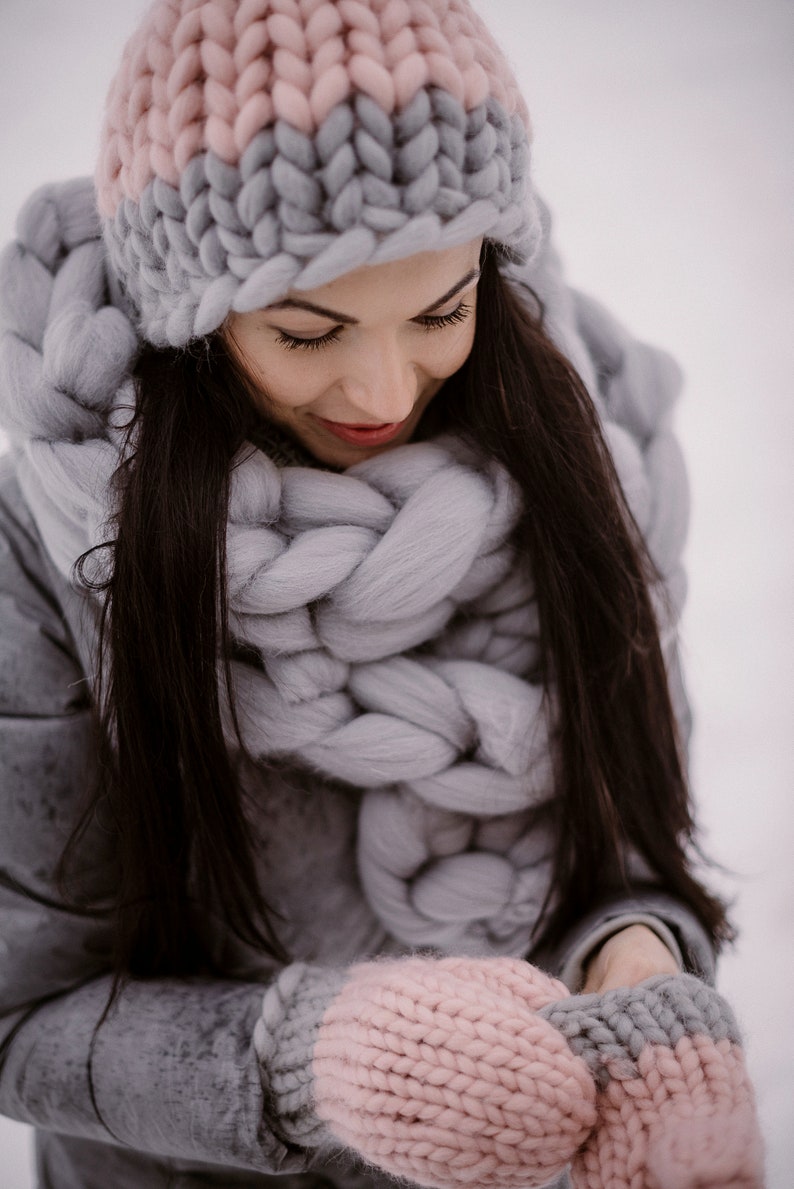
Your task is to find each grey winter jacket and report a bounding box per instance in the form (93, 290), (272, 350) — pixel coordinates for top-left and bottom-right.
(0, 446), (717, 1189)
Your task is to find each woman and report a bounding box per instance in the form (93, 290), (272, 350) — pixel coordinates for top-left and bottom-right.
(0, 2), (763, 1187)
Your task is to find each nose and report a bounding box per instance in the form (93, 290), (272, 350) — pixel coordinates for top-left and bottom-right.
(340, 336), (417, 424)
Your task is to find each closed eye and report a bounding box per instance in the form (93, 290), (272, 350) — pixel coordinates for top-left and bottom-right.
(274, 302), (473, 352)
(414, 303), (472, 332)
(274, 327), (342, 351)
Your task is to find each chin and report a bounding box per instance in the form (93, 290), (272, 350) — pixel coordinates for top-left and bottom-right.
(310, 438), (402, 469)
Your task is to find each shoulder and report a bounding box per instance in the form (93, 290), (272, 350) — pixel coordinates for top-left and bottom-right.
(0, 453), (90, 715)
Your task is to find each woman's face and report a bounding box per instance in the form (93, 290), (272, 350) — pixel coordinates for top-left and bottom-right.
(223, 238), (482, 467)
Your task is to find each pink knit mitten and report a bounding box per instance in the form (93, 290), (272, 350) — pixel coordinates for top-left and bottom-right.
(257, 955), (596, 1188)
(256, 961), (763, 1189)
(538, 974), (765, 1189)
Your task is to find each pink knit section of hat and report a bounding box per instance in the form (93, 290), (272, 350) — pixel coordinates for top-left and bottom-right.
(96, 0), (529, 218)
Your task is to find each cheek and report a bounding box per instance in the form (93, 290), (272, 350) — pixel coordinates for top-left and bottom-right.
(238, 345), (333, 411)
(420, 321), (477, 378)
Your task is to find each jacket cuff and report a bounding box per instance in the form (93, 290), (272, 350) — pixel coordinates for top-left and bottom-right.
(557, 912), (683, 991)
(542, 892), (717, 992)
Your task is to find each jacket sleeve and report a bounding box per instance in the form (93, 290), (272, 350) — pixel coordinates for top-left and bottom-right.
(0, 463), (306, 1174)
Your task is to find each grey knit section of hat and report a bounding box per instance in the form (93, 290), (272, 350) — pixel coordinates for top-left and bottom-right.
(538, 973), (743, 1088)
(102, 88), (537, 348)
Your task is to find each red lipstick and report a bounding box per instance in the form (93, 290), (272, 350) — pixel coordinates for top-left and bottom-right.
(312, 416), (408, 446)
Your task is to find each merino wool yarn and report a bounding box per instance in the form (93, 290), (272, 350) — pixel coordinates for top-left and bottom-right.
(0, 177), (693, 958)
(257, 957), (764, 1189)
(95, 0), (537, 346)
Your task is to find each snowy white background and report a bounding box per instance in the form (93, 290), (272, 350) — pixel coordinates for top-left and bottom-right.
(0, 1), (791, 1185)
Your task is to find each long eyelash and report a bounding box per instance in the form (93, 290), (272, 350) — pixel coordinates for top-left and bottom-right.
(416, 303), (471, 331)
(275, 328), (342, 351)
(274, 302), (472, 352)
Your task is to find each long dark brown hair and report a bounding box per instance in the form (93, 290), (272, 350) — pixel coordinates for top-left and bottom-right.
(62, 243), (732, 983)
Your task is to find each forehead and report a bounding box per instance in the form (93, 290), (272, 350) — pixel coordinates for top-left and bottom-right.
(274, 238), (483, 319)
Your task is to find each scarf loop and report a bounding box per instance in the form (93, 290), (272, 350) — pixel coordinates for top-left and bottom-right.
(0, 178), (689, 956)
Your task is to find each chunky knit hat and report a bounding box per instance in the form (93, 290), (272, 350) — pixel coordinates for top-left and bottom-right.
(95, 0), (538, 347)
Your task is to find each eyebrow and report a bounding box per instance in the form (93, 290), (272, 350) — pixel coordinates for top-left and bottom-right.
(266, 267), (481, 324)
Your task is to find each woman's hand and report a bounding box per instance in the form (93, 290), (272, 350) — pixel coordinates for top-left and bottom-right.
(581, 923), (680, 993)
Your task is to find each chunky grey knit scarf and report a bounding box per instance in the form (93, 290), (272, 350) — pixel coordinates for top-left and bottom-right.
(0, 178), (689, 955)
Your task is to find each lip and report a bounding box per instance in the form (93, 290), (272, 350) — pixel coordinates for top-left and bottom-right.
(311, 416), (409, 446)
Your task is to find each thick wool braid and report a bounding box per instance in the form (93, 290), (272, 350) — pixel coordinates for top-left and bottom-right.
(255, 959), (763, 1189)
(94, 0), (537, 346)
(0, 180), (691, 958)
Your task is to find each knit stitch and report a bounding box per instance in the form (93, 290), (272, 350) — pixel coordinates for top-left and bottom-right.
(0, 178), (690, 958)
(95, 0), (538, 345)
